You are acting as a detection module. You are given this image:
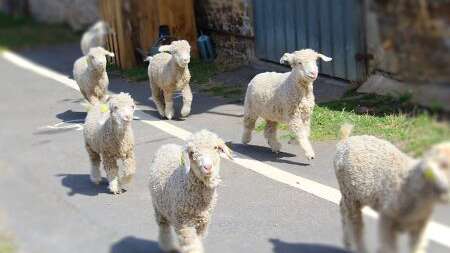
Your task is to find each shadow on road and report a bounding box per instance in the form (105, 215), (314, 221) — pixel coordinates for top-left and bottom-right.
(270, 238), (349, 253)
(56, 109), (86, 123)
(231, 143), (309, 167)
(110, 236), (163, 253)
(56, 173), (110, 196)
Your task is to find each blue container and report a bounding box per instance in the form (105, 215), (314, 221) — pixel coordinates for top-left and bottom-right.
(197, 33), (215, 62)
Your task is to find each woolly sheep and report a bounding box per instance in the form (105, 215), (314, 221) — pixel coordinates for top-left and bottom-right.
(73, 47), (115, 104)
(80, 21), (113, 56)
(149, 130), (232, 253)
(84, 93), (136, 194)
(146, 40), (192, 120)
(242, 49), (332, 160)
(334, 124), (450, 253)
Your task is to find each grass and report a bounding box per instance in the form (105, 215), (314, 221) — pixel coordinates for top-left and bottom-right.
(0, 13), (79, 51)
(256, 93), (450, 156)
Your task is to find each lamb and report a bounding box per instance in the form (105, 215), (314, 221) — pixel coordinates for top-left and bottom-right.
(241, 49), (332, 160)
(146, 40), (192, 120)
(334, 124), (450, 253)
(84, 92), (136, 194)
(73, 47), (115, 104)
(149, 130), (233, 253)
(80, 21), (113, 55)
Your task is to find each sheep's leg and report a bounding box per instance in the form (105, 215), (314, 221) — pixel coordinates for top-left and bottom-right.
(86, 145), (101, 184)
(340, 199), (367, 253)
(175, 226), (203, 253)
(195, 221), (209, 238)
(103, 156), (121, 194)
(120, 151), (136, 186)
(409, 220), (429, 253)
(264, 120), (281, 153)
(181, 85), (193, 118)
(163, 90), (175, 120)
(155, 208), (178, 252)
(150, 83), (165, 118)
(378, 215), (397, 253)
(242, 114), (257, 144)
(289, 121), (315, 160)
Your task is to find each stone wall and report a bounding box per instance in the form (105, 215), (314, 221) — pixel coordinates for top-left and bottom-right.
(366, 0), (450, 84)
(27, 0), (99, 31)
(195, 0), (255, 65)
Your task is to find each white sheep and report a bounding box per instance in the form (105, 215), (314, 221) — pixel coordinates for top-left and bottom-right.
(84, 92), (136, 194)
(242, 49), (332, 160)
(146, 40), (192, 120)
(149, 130), (232, 253)
(80, 21), (113, 56)
(334, 124), (450, 253)
(73, 47), (115, 104)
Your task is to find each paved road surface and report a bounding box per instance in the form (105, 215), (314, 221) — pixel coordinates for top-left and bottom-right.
(0, 44), (449, 253)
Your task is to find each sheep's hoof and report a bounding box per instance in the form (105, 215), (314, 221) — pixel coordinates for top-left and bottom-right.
(305, 152), (315, 160)
(108, 181), (121, 194)
(165, 112), (174, 120)
(269, 142), (282, 153)
(181, 108), (191, 118)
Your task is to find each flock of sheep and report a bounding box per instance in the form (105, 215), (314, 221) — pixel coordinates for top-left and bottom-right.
(70, 22), (450, 253)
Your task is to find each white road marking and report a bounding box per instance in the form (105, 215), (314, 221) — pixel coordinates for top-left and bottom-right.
(40, 120), (84, 131)
(2, 50), (450, 248)
(1, 51), (79, 91)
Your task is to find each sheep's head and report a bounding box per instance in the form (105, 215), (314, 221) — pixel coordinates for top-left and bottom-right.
(182, 130), (233, 188)
(421, 142), (450, 203)
(87, 47), (115, 73)
(93, 21), (114, 35)
(280, 49), (332, 82)
(159, 40), (191, 68)
(108, 92), (135, 128)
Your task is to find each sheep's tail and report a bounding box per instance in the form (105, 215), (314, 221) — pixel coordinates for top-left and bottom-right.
(144, 56), (153, 62)
(339, 123), (353, 141)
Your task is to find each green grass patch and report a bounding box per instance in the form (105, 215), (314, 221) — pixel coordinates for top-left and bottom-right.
(256, 94), (450, 156)
(0, 13), (79, 51)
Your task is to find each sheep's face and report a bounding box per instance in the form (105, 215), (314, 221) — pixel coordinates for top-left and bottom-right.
(422, 142), (450, 203)
(159, 40), (191, 68)
(183, 130), (233, 188)
(87, 47), (115, 73)
(280, 49), (332, 82)
(108, 93), (135, 128)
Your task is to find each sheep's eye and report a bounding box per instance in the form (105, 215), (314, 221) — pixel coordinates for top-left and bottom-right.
(131, 105), (135, 110)
(188, 151), (195, 159)
(441, 161), (449, 170)
(113, 106), (119, 111)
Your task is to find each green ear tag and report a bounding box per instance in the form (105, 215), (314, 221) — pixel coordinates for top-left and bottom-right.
(424, 168), (436, 183)
(180, 153), (185, 167)
(100, 104), (109, 113)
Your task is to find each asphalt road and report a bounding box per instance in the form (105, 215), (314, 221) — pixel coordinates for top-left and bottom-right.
(0, 45), (449, 253)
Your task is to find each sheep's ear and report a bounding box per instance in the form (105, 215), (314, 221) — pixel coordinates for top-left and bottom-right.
(218, 141), (233, 160)
(423, 162), (449, 193)
(159, 45), (174, 53)
(317, 53), (332, 62)
(280, 53), (294, 65)
(101, 48), (115, 58)
(181, 149), (191, 174)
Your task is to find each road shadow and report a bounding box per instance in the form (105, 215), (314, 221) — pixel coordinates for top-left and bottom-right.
(56, 173), (110, 196)
(230, 143), (309, 167)
(56, 109), (86, 123)
(110, 236), (166, 253)
(270, 239), (349, 253)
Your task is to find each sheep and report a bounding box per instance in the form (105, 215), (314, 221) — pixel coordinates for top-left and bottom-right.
(149, 130), (233, 253)
(241, 49), (332, 160)
(146, 40), (192, 120)
(334, 124), (450, 253)
(84, 92), (136, 194)
(73, 47), (115, 104)
(80, 21), (113, 56)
